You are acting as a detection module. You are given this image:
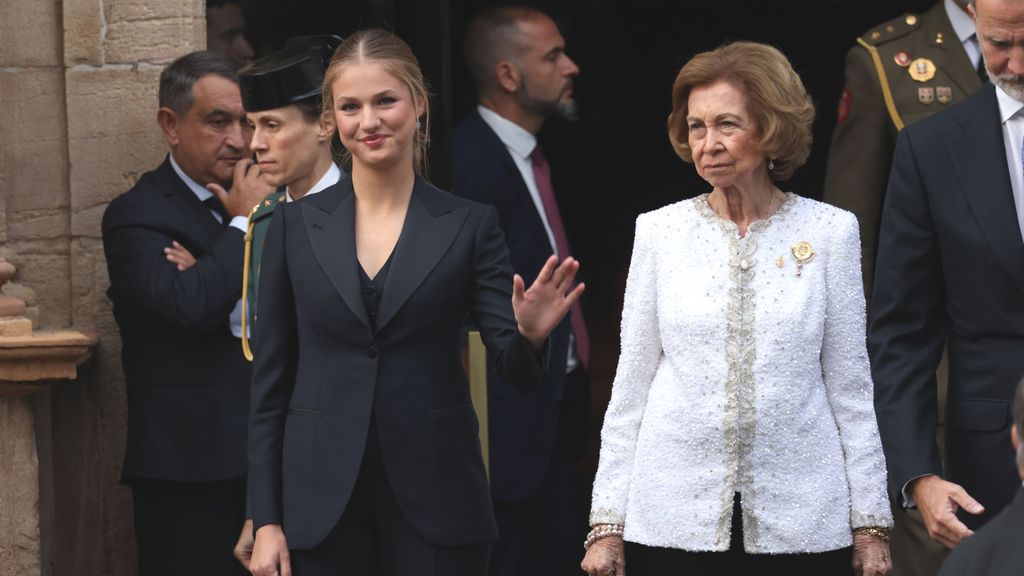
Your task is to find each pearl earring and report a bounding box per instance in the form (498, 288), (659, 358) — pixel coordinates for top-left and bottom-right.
(768, 158), (775, 171)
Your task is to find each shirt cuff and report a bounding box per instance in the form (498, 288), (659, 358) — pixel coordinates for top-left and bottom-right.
(229, 216), (248, 232)
(902, 473), (937, 508)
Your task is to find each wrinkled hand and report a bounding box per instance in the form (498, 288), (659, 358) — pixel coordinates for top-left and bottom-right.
(910, 475), (983, 548)
(581, 535), (626, 576)
(234, 518), (254, 569)
(512, 255), (585, 350)
(164, 240), (196, 271)
(852, 533), (891, 576)
(249, 523), (290, 576)
(208, 158), (274, 219)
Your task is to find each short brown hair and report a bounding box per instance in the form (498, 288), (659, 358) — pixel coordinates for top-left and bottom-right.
(321, 29), (431, 175)
(666, 41), (814, 181)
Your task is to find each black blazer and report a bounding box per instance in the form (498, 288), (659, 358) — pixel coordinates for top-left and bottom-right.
(870, 84), (1024, 526)
(248, 176), (546, 549)
(938, 485), (1024, 575)
(102, 156), (251, 482)
(452, 109), (585, 502)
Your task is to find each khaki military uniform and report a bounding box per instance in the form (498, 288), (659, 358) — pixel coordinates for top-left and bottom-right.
(824, 4), (983, 576)
(824, 1), (983, 299)
(241, 190), (286, 361)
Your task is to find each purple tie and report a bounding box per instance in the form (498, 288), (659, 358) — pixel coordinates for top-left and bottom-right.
(530, 145), (590, 370)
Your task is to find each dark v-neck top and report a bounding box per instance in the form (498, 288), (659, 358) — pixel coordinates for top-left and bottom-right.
(358, 252), (395, 332)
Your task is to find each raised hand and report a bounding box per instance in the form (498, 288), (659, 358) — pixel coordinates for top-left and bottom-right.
(208, 158), (274, 219)
(512, 255), (585, 350)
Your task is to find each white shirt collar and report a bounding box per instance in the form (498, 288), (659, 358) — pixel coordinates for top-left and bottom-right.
(286, 162), (343, 202)
(477, 105), (537, 160)
(996, 85), (1024, 123)
(168, 153), (215, 202)
(945, 0), (976, 44)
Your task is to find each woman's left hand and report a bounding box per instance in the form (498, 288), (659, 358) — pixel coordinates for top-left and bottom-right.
(512, 255), (585, 350)
(852, 533), (891, 576)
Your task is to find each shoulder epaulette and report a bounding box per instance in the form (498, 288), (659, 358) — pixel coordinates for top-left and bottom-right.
(859, 13), (921, 47)
(248, 191), (287, 223)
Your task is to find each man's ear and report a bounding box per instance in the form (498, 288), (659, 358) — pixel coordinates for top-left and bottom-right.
(495, 60), (521, 94)
(318, 112), (336, 142)
(157, 107), (180, 148)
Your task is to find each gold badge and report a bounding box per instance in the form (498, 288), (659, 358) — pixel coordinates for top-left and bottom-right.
(791, 242), (815, 277)
(935, 32), (944, 45)
(871, 31), (881, 40)
(909, 58), (936, 82)
(894, 51), (911, 67)
(918, 86), (935, 104)
(263, 199), (271, 206)
(905, 15), (918, 26)
(936, 86), (952, 104)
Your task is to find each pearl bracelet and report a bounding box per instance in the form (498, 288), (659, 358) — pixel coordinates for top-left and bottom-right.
(583, 523), (624, 550)
(852, 525), (892, 543)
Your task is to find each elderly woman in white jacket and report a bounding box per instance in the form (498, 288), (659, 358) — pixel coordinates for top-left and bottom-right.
(582, 41), (892, 576)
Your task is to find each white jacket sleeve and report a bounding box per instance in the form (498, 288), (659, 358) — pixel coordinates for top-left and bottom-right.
(821, 212), (894, 528)
(590, 213), (663, 526)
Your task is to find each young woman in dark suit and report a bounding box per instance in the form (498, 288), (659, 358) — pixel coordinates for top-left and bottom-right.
(247, 29), (583, 576)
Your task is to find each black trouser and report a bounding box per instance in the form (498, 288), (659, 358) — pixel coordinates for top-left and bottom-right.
(291, 420), (490, 576)
(625, 493), (854, 576)
(132, 477), (248, 576)
(489, 368), (590, 576)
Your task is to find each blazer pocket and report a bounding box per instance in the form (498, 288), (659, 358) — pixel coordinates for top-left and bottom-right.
(430, 404), (475, 418)
(287, 406), (322, 416)
(947, 398), (1009, 432)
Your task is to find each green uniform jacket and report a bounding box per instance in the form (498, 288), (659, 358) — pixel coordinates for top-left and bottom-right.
(823, 1), (983, 298)
(243, 189), (286, 359)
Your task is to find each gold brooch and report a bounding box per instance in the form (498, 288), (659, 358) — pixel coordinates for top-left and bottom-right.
(791, 241), (815, 277)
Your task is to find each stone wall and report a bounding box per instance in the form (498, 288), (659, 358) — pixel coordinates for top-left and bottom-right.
(1, 0), (205, 572)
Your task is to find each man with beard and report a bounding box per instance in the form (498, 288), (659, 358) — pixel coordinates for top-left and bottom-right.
(870, 0), (1024, 557)
(452, 6), (590, 575)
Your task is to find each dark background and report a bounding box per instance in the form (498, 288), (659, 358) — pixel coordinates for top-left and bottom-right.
(242, 0), (935, 468)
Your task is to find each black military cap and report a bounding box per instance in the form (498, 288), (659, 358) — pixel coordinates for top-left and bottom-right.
(239, 35), (342, 112)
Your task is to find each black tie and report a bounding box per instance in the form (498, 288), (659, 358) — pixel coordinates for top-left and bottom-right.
(204, 195), (229, 224)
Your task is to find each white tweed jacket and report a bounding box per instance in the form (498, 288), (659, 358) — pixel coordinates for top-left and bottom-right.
(590, 193), (892, 554)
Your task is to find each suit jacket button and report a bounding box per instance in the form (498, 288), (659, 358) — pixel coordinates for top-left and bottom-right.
(367, 346), (378, 358)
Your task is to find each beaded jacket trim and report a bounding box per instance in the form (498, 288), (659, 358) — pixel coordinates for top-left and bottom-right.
(694, 193), (796, 550)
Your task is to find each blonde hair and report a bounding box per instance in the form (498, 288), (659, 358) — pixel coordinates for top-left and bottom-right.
(666, 41), (815, 181)
(322, 29), (431, 175)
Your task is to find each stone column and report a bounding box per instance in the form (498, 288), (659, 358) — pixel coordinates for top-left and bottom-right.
(0, 260), (95, 576)
(1, 0), (205, 573)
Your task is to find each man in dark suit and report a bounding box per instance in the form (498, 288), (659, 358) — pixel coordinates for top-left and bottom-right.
(102, 51), (270, 574)
(452, 5), (588, 575)
(938, 375), (1024, 576)
(825, 4), (984, 574)
(870, 0), (1024, 554)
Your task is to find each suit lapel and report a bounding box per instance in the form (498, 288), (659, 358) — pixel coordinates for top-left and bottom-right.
(468, 110), (553, 251)
(302, 179), (370, 329)
(376, 178), (468, 333)
(155, 158), (224, 242)
(949, 87), (1024, 294)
